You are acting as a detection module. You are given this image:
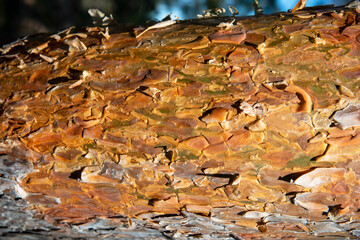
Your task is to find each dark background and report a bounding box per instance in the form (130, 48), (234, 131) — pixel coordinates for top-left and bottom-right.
(0, 0), (350, 46)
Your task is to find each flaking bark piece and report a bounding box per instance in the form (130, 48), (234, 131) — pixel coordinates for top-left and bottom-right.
(64, 38), (87, 52)
(285, 86), (312, 113)
(199, 107), (235, 123)
(293, 168), (345, 188)
(332, 104), (360, 129)
(136, 20), (177, 38)
(292, 0), (307, 13)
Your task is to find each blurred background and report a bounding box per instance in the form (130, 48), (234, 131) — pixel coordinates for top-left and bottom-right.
(0, 0), (350, 45)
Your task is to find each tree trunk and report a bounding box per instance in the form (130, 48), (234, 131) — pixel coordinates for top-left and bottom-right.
(1, 5), (360, 239)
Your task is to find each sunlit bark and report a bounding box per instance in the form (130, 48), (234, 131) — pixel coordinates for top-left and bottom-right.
(1, 5), (360, 238)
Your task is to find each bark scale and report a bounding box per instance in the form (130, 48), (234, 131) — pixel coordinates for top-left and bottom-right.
(1, 5), (360, 239)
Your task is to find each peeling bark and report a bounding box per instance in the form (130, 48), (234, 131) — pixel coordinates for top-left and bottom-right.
(1, 5), (360, 239)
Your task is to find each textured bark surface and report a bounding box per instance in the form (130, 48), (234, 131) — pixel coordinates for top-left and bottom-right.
(1, 5), (360, 239)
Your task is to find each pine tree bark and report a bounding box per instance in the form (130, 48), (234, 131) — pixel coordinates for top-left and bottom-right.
(1, 5), (360, 239)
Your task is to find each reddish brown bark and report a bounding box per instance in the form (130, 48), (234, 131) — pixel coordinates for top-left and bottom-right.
(1, 5), (360, 239)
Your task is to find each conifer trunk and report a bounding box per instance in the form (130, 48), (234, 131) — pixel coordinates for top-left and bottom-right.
(1, 5), (360, 238)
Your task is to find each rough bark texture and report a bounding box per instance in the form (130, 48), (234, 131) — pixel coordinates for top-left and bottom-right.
(1, 5), (360, 239)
